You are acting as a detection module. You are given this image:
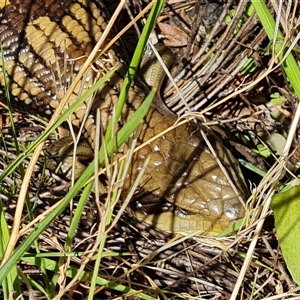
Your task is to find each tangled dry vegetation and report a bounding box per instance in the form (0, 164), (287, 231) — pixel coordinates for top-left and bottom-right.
(1, 0), (300, 299)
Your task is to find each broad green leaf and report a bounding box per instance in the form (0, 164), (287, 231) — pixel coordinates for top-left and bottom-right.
(265, 132), (286, 155)
(271, 186), (300, 285)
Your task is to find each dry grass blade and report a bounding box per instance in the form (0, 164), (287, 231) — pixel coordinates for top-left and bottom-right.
(1, 0), (300, 298)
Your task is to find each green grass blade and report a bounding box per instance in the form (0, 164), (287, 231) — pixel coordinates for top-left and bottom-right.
(252, 1), (300, 98)
(20, 255), (158, 300)
(0, 89), (154, 284)
(0, 67), (117, 183)
(104, 0), (166, 144)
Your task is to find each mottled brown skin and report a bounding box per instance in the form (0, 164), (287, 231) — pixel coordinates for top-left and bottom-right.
(0, 0), (248, 235)
(123, 103), (248, 234)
